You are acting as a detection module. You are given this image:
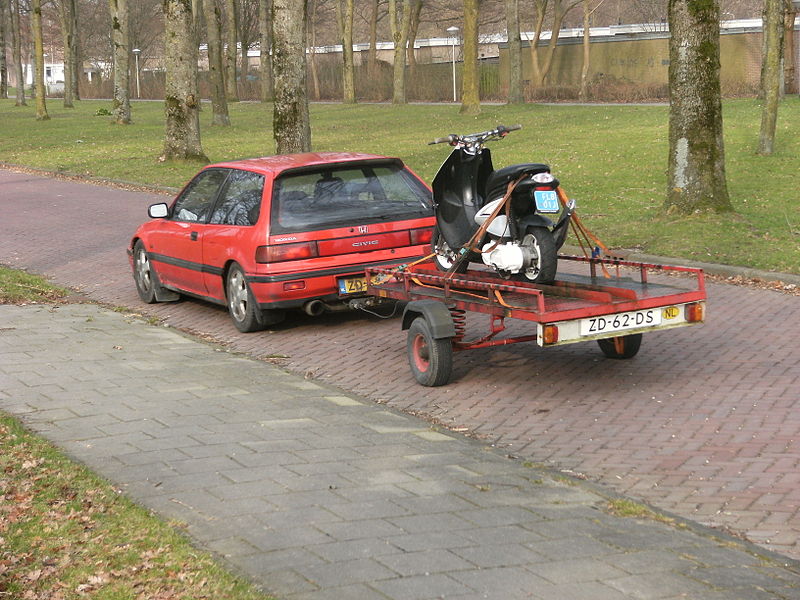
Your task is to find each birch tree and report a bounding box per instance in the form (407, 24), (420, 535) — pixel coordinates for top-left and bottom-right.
(31, 0), (49, 120)
(162, 0), (208, 161)
(272, 0), (311, 152)
(10, 0), (25, 105)
(505, 0), (522, 103)
(460, 0), (480, 115)
(109, 0), (131, 124)
(203, 0), (231, 125)
(665, 0), (732, 214)
(758, 0), (784, 155)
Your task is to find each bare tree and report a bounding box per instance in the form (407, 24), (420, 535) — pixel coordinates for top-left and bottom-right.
(389, 0), (411, 103)
(504, 0), (522, 103)
(238, 0), (259, 82)
(340, 0), (355, 102)
(786, 0), (797, 94)
(109, 0), (131, 124)
(224, 0), (239, 100)
(204, 0), (231, 124)
(57, 0), (78, 107)
(666, 0), (732, 214)
(162, 0), (208, 161)
(758, 0), (784, 155)
(531, 0), (581, 87)
(579, 0), (604, 100)
(0, 0), (8, 99)
(258, 0), (272, 100)
(31, 0), (49, 119)
(10, 0), (25, 105)
(272, 0), (311, 152)
(460, 0), (479, 114)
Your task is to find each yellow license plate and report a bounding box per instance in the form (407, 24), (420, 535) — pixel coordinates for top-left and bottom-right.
(338, 276), (367, 294)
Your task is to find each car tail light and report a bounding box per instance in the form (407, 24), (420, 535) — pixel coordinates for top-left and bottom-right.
(410, 227), (433, 245)
(283, 281), (306, 291)
(256, 241), (319, 263)
(684, 302), (705, 323)
(542, 324), (559, 345)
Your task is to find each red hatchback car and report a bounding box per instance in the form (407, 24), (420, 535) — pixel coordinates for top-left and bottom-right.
(128, 152), (435, 332)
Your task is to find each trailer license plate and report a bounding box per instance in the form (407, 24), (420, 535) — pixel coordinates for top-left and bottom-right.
(338, 276), (367, 295)
(580, 309), (661, 336)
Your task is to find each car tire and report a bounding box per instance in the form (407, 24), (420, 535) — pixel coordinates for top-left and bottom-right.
(133, 240), (166, 304)
(226, 264), (285, 333)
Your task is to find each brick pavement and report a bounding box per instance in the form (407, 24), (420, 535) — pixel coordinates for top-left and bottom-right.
(1, 167), (799, 563)
(3, 302), (800, 599)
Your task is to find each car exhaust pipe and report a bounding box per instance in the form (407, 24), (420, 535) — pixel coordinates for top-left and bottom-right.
(303, 300), (326, 317)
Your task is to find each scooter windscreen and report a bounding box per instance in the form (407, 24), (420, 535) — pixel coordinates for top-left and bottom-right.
(432, 148), (494, 250)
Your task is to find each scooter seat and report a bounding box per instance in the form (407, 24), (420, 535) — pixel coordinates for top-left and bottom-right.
(485, 163), (550, 201)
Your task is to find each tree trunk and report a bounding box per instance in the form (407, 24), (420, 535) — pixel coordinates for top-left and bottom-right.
(203, 0), (231, 125)
(0, 0), (8, 99)
(31, 0), (49, 120)
(307, 0), (320, 100)
(225, 0), (239, 101)
(341, 0), (355, 103)
(367, 0), (378, 79)
(505, 0), (522, 103)
(534, 0), (580, 87)
(259, 0), (272, 101)
(162, 0), (208, 161)
(108, 0), (131, 124)
(579, 0), (590, 100)
(460, 0), (480, 115)
(666, 0), (732, 214)
(57, 0), (76, 107)
(10, 0), (25, 105)
(785, 1), (797, 94)
(70, 0), (80, 100)
(390, 0), (411, 104)
(529, 0), (548, 87)
(759, 0), (784, 155)
(406, 0), (421, 76)
(272, 0), (311, 152)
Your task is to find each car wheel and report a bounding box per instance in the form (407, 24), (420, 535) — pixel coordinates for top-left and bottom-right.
(226, 264), (284, 332)
(133, 240), (163, 303)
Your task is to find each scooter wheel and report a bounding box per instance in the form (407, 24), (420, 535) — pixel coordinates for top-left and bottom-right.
(516, 226), (557, 284)
(431, 227), (469, 274)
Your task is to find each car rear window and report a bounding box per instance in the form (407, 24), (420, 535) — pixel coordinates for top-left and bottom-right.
(270, 162), (432, 234)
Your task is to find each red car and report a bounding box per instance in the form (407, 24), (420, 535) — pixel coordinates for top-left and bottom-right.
(128, 152), (435, 332)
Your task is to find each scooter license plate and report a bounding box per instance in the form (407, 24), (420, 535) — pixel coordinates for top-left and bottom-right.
(534, 190), (561, 213)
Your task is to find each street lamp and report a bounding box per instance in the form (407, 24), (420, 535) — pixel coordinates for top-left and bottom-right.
(132, 48), (141, 98)
(446, 26), (459, 103)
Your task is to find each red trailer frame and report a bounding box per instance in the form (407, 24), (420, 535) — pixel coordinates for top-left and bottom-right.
(366, 255), (707, 386)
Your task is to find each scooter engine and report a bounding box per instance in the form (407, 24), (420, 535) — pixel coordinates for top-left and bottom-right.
(480, 240), (525, 273)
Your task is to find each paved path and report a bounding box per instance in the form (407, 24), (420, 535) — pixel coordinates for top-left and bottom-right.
(2, 302), (799, 600)
(1, 168), (799, 566)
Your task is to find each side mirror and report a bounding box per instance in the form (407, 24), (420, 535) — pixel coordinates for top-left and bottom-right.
(148, 203), (169, 218)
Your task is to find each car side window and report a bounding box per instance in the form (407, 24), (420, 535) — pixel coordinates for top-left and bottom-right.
(209, 170), (265, 226)
(172, 169), (229, 223)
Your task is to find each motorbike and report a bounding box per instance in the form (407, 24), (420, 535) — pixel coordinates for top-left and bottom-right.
(428, 124), (575, 284)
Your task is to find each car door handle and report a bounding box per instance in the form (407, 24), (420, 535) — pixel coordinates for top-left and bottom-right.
(190, 231), (198, 241)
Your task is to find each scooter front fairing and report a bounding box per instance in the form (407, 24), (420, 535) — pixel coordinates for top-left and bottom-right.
(431, 148), (494, 250)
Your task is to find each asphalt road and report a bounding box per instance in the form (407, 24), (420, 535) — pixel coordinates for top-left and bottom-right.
(2, 166), (798, 561)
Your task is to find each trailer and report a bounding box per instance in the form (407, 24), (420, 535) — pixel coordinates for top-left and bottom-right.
(366, 255), (707, 386)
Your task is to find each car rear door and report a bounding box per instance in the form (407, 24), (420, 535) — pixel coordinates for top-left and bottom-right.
(147, 168), (229, 296)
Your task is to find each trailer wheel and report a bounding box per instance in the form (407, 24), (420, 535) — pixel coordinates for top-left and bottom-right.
(407, 316), (453, 386)
(597, 333), (643, 359)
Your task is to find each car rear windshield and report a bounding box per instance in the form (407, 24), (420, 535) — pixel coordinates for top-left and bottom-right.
(270, 162), (432, 234)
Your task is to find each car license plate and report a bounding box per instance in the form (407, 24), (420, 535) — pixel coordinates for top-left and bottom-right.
(338, 276), (367, 295)
(580, 308), (662, 336)
(534, 190), (560, 213)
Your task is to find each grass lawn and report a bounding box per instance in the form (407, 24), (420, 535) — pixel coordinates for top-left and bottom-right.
(1, 97), (798, 274)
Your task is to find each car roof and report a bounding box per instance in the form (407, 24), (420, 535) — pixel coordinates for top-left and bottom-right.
(208, 152), (402, 177)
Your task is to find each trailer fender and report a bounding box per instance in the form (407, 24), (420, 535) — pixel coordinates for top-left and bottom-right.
(401, 301), (456, 339)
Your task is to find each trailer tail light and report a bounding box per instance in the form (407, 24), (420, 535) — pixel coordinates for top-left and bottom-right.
(256, 241), (319, 263)
(684, 302), (705, 323)
(542, 324), (559, 345)
(410, 227), (434, 245)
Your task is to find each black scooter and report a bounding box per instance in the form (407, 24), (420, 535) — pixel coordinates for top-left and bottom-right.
(429, 124), (575, 284)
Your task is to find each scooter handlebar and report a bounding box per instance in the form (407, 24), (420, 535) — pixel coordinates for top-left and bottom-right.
(428, 125), (522, 146)
(428, 134), (458, 145)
